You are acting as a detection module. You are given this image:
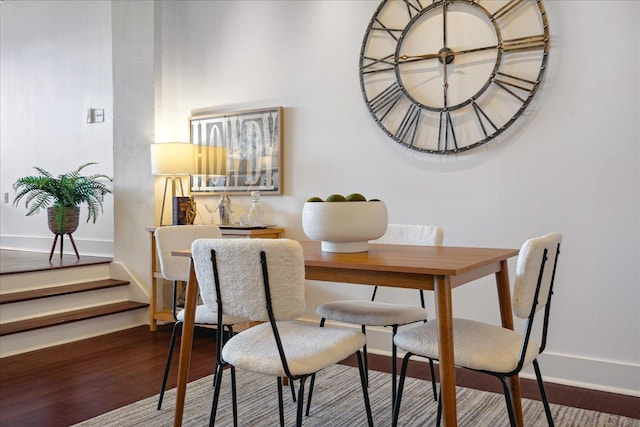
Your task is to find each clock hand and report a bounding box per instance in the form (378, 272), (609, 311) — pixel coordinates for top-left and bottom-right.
(397, 52), (442, 63)
(398, 44), (499, 63)
(443, 59), (449, 109)
(442, 0), (448, 49)
(451, 44), (499, 56)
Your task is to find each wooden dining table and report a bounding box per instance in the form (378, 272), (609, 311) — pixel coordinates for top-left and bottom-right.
(170, 240), (521, 427)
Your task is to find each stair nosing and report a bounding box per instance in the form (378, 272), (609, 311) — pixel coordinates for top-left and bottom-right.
(0, 301), (148, 336)
(0, 279), (130, 305)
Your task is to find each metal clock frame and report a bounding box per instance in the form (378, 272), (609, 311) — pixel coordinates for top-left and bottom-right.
(359, 0), (550, 154)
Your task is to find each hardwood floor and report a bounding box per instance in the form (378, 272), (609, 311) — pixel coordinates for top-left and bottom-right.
(0, 249), (113, 276)
(0, 325), (638, 426)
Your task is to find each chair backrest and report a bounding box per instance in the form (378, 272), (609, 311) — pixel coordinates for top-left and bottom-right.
(155, 225), (222, 282)
(372, 224), (444, 246)
(513, 232), (562, 319)
(370, 224), (444, 304)
(191, 238), (306, 322)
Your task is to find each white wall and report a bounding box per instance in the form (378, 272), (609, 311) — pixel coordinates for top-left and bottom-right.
(1, 0), (638, 396)
(159, 1), (639, 395)
(110, 0), (156, 303)
(0, 0), (114, 256)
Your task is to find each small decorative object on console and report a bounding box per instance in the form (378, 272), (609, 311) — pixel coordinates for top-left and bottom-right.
(248, 191), (265, 226)
(216, 194), (233, 225)
(172, 196), (196, 225)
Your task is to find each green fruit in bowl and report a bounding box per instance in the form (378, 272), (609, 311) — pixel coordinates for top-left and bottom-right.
(306, 196), (324, 202)
(345, 193), (367, 202)
(325, 194), (347, 202)
(369, 198), (381, 202)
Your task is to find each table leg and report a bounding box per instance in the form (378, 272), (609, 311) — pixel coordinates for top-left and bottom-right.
(434, 275), (457, 427)
(173, 259), (198, 427)
(495, 260), (524, 427)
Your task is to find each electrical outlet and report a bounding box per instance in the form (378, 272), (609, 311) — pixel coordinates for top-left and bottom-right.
(4, 192), (9, 204)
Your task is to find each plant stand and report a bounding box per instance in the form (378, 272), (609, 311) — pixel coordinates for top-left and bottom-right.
(49, 233), (80, 261)
(47, 206), (81, 261)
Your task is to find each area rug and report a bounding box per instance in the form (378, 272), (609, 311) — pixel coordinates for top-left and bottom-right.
(73, 364), (639, 426)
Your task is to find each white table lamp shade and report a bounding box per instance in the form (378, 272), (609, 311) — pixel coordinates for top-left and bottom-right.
(150, 143), (196, 176)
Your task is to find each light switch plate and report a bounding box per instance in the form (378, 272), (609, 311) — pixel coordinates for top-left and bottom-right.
(87, 108), (105, 123)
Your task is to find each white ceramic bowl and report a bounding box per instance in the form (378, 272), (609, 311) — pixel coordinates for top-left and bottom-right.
(302, 201), (388, 252)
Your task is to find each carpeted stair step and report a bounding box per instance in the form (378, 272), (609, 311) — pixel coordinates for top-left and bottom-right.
(0, 279), (130, 305)
(0, 301), (148, 336)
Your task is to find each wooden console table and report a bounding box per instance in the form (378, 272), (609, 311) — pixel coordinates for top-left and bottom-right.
(147, 226), (284, 331)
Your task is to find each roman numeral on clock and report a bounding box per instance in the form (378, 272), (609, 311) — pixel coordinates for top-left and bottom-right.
(368, 83), (404, 120)
(395, 104), (421, 146)
(472, 101), (498, 137)
(492, 72), (537, 103)
(438, 110), (458, 152)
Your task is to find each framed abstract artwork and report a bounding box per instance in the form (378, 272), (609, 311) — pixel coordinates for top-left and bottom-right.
(189, 107), (283, 195)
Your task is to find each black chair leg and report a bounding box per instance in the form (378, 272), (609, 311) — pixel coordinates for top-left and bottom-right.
(295, 376), (307, 427)
(498, 375), (517, 427)
(211, 326), (231, 389)
(305, 374), (315, 416)
(277, 377), (285, 427)
(230, 366), (238, 427)
(361, 324), (369, 386)
(209, 363), (225, 426)
(435, 387), (443, 427)
(533, 359), (555, 426)
(391, 352), (412, 427)
(289, 379), (297, 403)
(391, 325), (399, 407)
(157, 320), (182, 410)
(428, 358), (438, 401)
(355, 351), (374, 427)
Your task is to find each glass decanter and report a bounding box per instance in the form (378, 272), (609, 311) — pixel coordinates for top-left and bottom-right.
(247, 191), (264, 226)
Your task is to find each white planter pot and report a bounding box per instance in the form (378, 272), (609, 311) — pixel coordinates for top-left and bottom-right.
(302, 201), (388, 252)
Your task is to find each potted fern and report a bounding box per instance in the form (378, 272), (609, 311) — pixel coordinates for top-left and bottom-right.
(13, 162), (113, 236)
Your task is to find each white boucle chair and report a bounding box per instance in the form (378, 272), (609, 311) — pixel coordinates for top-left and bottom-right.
(154, 225), (247, 410)
(191, 238), (373, 427)
(391, 232), (562, 427)
(309, 224), (442, 412)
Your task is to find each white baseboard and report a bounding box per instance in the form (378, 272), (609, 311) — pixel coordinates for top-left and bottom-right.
(0, 234), (113, 257)
(531, 352), (640, 397)
(109, 261), (149, 303)
(302, 317), (640, 397)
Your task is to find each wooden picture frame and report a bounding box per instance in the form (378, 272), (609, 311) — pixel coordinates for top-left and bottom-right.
(189, 107), (283, 195)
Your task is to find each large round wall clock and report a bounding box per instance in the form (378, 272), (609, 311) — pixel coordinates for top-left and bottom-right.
(359, 0), (550, 154)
